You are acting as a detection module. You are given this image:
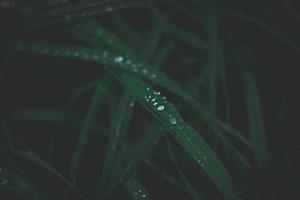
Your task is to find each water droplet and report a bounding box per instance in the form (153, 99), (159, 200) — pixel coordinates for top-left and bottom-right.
(142, 194), (146, 198)
(130, 102), (135, 107)
(151, 74), (157, 78)
(153, 91), (160, 95)
(133, 68), (138, 72)
(169, 118), (177, 125)
(201, 163), (204, 167)
(20, 182), (27, 189)
(114, 56), (124, 63)
(151, 98), (156, 102)
(105, 6), (114, 12)
(157, 105), (164, 111)
(126, 60), (131, 64)
(1, 179), (8, 185)
(153, 102), (158, 106)
(142, 69), (148, 74)
(203, 156), (207, 160)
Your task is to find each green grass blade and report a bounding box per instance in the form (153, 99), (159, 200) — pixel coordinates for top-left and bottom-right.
(164, 135), (203, 200)
(125, 177), (152, 200)
(67, 20), (132, 54)
(6, 148), (85, 200)
(163, 19), (208, 51)
(0, 166), (51, 200)
(144, 159), (184, 190)
(282, 0), (300, 25)
(0, 118), (14, 149)
(109, 71), (238, 200)
(242, 67), (269, 169)
(111, 14), (144, 49)
(17, 41), (251, 147)
(48, 77), (107, 160)
(105, 122), (163, 197)
(70, 84), (107, 184)
(26, 0), (146, 29)
(97, 92), (134, 197)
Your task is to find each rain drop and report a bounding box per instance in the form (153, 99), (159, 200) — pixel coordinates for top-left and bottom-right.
(114, 56), (124, 63)
(169, 117), (177, 125)
(157, 105), (164, 111)
(105, 6), (114, 12)
(153, 91), (160, 95)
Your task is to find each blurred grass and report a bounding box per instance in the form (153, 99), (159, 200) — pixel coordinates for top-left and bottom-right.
(0, 0), (299, 199)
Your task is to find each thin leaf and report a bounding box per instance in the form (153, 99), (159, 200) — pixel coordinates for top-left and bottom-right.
(108, 71), (238, 200)
(125, 177), (152, 200)
(0, 166), (50, 200)
(164, 135), (203, 200)
(242, 67), (269, 169)
(17, 41), (251, 147)
(70, 84), (107, 184)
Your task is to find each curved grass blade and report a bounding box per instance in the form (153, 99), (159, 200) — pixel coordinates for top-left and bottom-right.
(109, 71), (238, 200)
(97, 92), (134, 197)
(144, 159), (184, 190)
(125, 177), (152, 200)
(70, 84), (108, 184)
(0, 166), (51, 200)
(242, 67), (269, 169)
(104, 122), (163, 197)
(16, 41), (251, 147)
(282, 0), (300, 25)
(164, 135), (203, 200)
(67, 20), (132, 54)
(7, 147), (86, 200)
(162, 19), (208, 51)
(65, 22), (251, 150)
(0, 118), (14, 148)
(111, 14), (144, 48)
(26, 0), (146, 29)
(48, 77), (107, 159)
(6, 108), (87, 131)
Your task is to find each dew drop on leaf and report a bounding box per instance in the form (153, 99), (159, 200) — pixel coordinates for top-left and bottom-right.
(169, 117), (177, 125)
(114, 56), (124, 63)
(157, 105), (165, 111)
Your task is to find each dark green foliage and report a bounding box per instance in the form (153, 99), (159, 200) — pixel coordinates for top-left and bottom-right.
(1, 0), (299, 199)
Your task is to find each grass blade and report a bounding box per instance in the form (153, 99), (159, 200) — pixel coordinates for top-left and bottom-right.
(242, 67), (269, 169)
(125, 177), (152, 200)
(17, 41), (251, 147)
(0, 166), (50, 200)
(70, 84), (107, 184)
(109, 71), (238, 200)
(164, 135), (204, 200)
